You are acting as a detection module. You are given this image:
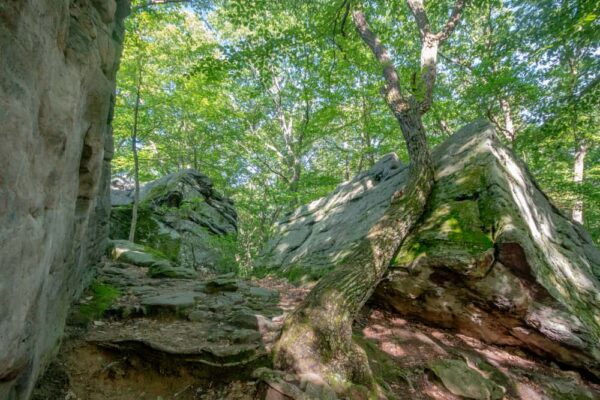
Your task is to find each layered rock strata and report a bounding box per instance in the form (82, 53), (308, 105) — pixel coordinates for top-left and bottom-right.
(0, 1), (129, 398)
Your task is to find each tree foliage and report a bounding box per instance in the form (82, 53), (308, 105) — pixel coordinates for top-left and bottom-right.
(112, 0), (600, 264)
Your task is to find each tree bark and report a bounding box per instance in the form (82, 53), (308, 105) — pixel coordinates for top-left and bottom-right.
(273, 2), (464, 396)
(499, 97), (516, 144)
(572, 139), (588, 224)
(128, 66), (143, 243)
(361, 94), (376, 169)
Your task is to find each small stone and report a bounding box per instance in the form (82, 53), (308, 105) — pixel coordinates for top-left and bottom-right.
(205, 277), (239, 293)
(429, 359), (504, 400)
(147, 262), (196, 279)
(227, 310), (259, 329)
(141, 292), (197, 316)
(230, 329), (262, 344)
(247, 286), (279, 300)
(187, 310), (213, 322)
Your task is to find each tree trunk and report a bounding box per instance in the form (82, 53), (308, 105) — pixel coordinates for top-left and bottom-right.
(271, 2), (465, 396)
(499, 97), (516, 144)
(572, 139), (588, 224)
(128, 68), (143, 243)
(361, 94), (375, 169)
(288, 159), (301, 194)
(273, 108), (433, 393)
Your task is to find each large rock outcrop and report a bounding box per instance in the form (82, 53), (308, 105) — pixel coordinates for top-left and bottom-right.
(110, 169), (237, 272)
(261, 153), (408, 272)
(0, 1), (128, 398)
(261, 120), (600, 377)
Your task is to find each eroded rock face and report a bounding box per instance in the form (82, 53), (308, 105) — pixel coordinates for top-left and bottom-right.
(262, 121), (600, 377)
(0, 1), (129, 398)
(52, 260), (286, 395)
(110, 169), (237, 271)
(377, 121), (600, 377)
(260, 153), (408, 272)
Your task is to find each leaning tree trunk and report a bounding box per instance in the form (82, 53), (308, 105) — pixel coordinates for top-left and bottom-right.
(271, 1), (465, 396)
(273, 108), (433, 393)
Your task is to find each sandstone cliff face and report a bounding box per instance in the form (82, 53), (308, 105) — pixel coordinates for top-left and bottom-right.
(261, 121), (600, 377)
(0, 1), (128, 398)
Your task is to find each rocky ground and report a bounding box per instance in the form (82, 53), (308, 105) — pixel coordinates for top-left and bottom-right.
(33, 253), (600, 399)
(30, 123), (600, 399)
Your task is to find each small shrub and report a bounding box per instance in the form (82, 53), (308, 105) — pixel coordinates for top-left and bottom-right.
(205, 233), (241, 274)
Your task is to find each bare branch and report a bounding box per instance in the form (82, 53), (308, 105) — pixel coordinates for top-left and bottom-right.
(132, 0), (189, 13)
(238, 142), (290, 184)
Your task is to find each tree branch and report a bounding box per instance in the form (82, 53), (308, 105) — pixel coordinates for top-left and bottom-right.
(407, 0), (467, 113)
(352, 9), (410, 113)
(238, 142), (290, 184)
(435, 0), (467, 43)
(132, 0), (189, 12)
(406, 0), (431, 40)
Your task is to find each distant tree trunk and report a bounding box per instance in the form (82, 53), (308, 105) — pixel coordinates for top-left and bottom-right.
(288, 159), (301, 194)
(268, 74), (307, 204)
(438, 118), (452, 136)
(344, 146), (350, 180)
(499, 98), (516, 144)
(273, 1), (465, 395)
(361, 94), (376, 169)
(128, 67), (143, 243)
(572, 139), (588, 224)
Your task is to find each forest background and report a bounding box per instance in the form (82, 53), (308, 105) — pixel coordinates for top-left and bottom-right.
(112, 0), (599, 270)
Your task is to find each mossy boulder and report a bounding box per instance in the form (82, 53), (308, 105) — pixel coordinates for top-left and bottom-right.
(377, 122), (600, 378)
(110, 169), (238, 272)
(108, 240), (163, 268)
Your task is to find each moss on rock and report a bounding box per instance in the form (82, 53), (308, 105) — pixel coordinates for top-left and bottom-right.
(70, 281), (120, 326)
(110, 170), (238, 271)
(428, 359), (505, 400)
(393, 162), (495, 272)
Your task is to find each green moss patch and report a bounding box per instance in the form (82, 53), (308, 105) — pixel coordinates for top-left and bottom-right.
(71, 281), (121, 326)
(110, 204), (180, 262)
(394, 194), (494, 267)
(428, 359), (505, 400)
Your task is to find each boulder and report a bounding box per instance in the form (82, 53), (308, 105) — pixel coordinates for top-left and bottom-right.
(260, 153), (408, 271)
(0, 1), (129, 398)
(262, 120), (600, 377)
(107, 240), (196, 279)
(110, 169), (237, 271)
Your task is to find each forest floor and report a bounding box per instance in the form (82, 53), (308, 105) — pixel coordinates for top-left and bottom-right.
(33, 261), (600, 400)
